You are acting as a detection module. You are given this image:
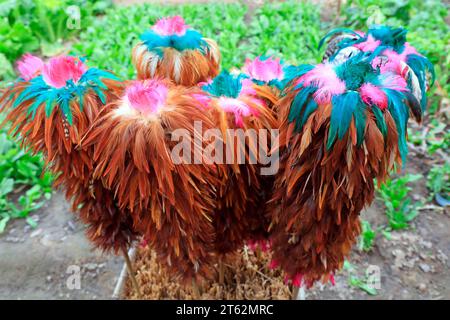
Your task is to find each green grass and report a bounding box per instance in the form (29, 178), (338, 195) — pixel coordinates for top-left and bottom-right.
(72, 0), (324, 78)
(427, 163), (450, 204)
(359, 220), (377, 252)
(72, 2), (249, 78)
(0, 0), (111, 82)
(0, 116), (53, 233)
(378, 174), (423, 230)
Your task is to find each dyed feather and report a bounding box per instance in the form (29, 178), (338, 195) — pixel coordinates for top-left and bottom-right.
(132, 16), (220, 86)
(0, 55), (135, 253)
(320, 25), (435, 111)
(81, 80), (221, 281)
(267, 53), (423, 286)
(201, 71), (278, 257)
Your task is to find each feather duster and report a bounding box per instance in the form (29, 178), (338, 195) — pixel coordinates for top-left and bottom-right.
(0, 54), (137, 252)
(268, 53), (423, 287)
(132, 16), (221, 86)
(201, 71), (278, 256)
(81, 79), (220, 281)
(319, 25), (435, 110)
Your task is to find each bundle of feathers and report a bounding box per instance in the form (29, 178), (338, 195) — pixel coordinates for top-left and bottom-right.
(81, 79), (222, 281)
(199, 70), (278, 257)
(320, 25), (435, 110)
(0, 19), (435, 294)
(132, 16), (221, 86)
(0, 54), (138, 252)
(268, 25), (434, 287)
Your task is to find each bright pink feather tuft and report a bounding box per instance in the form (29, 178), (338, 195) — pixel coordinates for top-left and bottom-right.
(247, 239), (271, 252)
(217, 97), (255, 127)
(330, 274), (336, 286)
(42, 56), (87, 89)
(191, 93), (211, 110)
(298, 63), (346, 104)
(379, 72), (408, 91)
(268, 259), (279, 270)
(354, 34), (381, 52)
(292, 273), (303, 288)
(360, 83), (388, 110)
(242, 56), (284, 82)
(240, 78), (258, 96)
(152, 16), (188, 36)
(125, 80), (168, 115)
(402, 42), (419, 57)
(17, 54), (44, 81)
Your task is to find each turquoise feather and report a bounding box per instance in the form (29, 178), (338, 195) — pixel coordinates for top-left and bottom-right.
(372, 105), (387, 139)
(140, 29), (207, 53)
(12, 68), (118, 126)
(385, 88), (409, 163)
(288, 85), (316, 125)
(202, 70), (245, 98)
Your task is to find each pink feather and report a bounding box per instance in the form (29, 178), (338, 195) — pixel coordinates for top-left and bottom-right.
(240, 78), (258, 96)
(360, 83), (388, 110)
(16, 54), (44, 81)
(42, 56), (87, 89)
(125, 80), (168, 115)
(217, 97), (254, 127)
(191, 93), (211, 110)
(354, 34), (381, 52)
(292, 273), (303, 288)
(379, 72), (408, 91)
(298, 63), (346, 104)
(330, 273), (336, 286)
(268, 259), (279, 270)
(152, 16), (188, 36)
(242, 56), (284, 82)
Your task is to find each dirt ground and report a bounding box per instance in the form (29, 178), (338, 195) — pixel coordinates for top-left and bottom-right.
(0, 192), (123, 299)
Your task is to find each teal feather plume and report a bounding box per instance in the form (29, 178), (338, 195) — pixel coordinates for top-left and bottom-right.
(140, 29), (207, 53)
(327, 91), (366, 150)
(385, 88), (409, 163)
(318, 27), (362, 50)
(202, 70), (245, 98)
(287, 85), (316, 130)
(12, 68), (119, 125)
(406, 53), (435, 111)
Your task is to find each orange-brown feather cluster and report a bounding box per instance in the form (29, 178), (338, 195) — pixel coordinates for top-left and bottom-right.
(0, 78), (139, 253)
(202, 82), (278, 256)
(268, 85), (403, 286)
(81, 80), (221, 281)
(132, 39), (220, 86)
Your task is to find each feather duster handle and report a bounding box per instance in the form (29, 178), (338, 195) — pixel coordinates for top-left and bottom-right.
(132, 16), (221, 85)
